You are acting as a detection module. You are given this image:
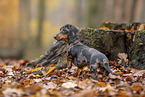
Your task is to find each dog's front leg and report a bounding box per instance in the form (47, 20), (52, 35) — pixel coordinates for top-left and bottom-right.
(77, 68), (83, 77)
(67, 58), (72, 69)
(90, 65), (98, 79)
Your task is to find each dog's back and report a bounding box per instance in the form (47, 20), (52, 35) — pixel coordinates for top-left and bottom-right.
(69, 44), (108, 66)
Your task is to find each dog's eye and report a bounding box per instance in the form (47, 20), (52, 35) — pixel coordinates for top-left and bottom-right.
(62, 31), (67, 34)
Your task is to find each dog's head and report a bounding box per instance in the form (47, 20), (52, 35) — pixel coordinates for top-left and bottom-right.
(54, 24), (79, 43)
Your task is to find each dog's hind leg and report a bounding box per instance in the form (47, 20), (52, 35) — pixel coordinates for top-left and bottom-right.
(100, 67), (109, 77)
(103, 59), (118, 76)
(89, 63), (99, 79)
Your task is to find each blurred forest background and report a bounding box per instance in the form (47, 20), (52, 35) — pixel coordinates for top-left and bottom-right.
(0, 0), (145, 60)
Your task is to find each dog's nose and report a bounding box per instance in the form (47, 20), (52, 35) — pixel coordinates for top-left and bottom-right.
(54, 35), (57, 39)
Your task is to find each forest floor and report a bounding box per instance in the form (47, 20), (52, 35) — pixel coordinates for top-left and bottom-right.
(0, 59), (145, 97)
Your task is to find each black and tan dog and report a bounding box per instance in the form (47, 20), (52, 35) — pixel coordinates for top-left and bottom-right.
(54, 24), (118, 78)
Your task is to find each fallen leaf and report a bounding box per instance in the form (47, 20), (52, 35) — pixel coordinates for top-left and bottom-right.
(96, 82), (106, 87)
(99, 84), (115, 92)
(125, 76), (133, 82)
(61, 82), (77, 88)
(26, 67), (42, 74)
(43, 82), (57, 89)
(33, 79), (42, 83)
(99, 26), (110, 30)
(45, 66), (56, 75)
(77, 79), (90, 89)
(3, 88), (24, 97)
(133, 84), (143, 93)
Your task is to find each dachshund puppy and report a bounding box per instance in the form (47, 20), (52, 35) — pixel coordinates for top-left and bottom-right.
(54, 24), (118, 78)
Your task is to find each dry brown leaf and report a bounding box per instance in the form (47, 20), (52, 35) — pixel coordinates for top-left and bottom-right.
(96, 82), (107, 87)
(77, 79), (90, 89)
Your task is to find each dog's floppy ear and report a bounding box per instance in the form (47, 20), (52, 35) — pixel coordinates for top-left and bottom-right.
(67, 24), (79, 42)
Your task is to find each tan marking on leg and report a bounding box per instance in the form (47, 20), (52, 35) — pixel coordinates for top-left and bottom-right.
(77, 68), (82, 77)
(67, 59), (72, 68)
(100, 62), (104, 67)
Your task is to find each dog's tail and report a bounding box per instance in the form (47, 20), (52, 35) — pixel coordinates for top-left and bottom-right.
(103, 59), (119, 76)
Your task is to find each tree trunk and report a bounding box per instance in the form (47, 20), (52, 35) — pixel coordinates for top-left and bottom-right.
(19, 0), (30, 59)
(129, 0), (137, 22)
(88, 0), (105, 28)
(37, 0), (45, 47)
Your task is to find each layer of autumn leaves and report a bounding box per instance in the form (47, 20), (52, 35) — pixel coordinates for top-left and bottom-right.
(0, 57), (145, 97)
(99, 21), (145, 32)
(99, 26), (137, 33)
